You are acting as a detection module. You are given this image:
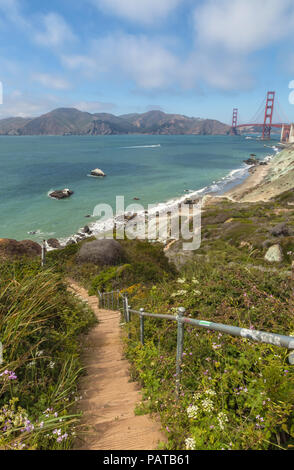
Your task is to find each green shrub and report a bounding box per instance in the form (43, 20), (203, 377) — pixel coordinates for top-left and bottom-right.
(0, 261), (96, 449)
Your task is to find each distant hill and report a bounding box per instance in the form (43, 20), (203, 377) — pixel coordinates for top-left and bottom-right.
(0, 117), (32, 135)
(0, 108), (231, 136)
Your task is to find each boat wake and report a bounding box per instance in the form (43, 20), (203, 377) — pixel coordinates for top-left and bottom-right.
(121, 144), (161, 149)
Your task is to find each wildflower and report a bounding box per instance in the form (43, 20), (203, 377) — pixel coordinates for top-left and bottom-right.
(185, 437), (196, 450)
(177, 279), (186, 284)
(0, 370), (17, 381)
(192, 279), (199, 285)
(201, 398), (214, 412)
(187, 405), (199, 419)
(205, 389), (216, 397)
(217, 412), (228, 430)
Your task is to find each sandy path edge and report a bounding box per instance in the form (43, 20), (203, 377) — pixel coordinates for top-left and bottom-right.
(68, 279), (166, 451)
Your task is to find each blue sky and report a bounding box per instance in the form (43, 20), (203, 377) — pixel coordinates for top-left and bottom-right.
(1, 0), (294, 124)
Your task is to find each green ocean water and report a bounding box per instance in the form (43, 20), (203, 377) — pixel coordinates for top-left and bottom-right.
(0, 134), (278, 243)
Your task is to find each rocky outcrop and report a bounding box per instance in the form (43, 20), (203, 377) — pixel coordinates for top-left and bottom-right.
(91, 168), (106, 177)
(76, 239), (125, 266)
(49, 189), (74, 199)
(264, 244), (284, 263)
(270, 223), (290, 237)
(244, 157), (259, 166)
(47, 238), (61, 249)
(0, 238), (41, 259)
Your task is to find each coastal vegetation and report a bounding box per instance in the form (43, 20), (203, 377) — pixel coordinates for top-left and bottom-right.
(1, 150), (294, 450)
(0, 260), (96, 449)
(117, 191), (294, 450)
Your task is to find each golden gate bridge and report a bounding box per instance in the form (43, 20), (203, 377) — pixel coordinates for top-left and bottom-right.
(231, 91), (292, 141)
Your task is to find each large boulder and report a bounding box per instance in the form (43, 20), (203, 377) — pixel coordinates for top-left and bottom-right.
(49, 189), (73, 199)
(47, 238), (61, 249)
(0, 238), (41, 259)
(270, 223), (290, 237)
(264, 244), (284, 263)
(91, 168), (106, 177)
(76, 239), (125, 266)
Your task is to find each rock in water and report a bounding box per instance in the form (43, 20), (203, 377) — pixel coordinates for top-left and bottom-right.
(91, 168), (106, 177)
(47, 238), (61, 249)
(49, 189), (74, 199)
(244, 157), (259, 166)
(76, 239), (125, 266)
(264, 244), (284, 263)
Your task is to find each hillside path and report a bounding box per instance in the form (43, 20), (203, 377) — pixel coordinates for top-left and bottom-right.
(68, 280), (165, 450)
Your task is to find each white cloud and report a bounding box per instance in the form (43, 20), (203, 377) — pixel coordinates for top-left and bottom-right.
(62, 32), (253, 92)
(0, 92), (59, 118)
(194, 0), (294, 54)
(0, 0), (29, 29)
(90, 0), (182, 24)
(33, 73), (71, 90)
(34, 13), (76, 47)
(63, 34), (180, 90)
(73, 101), (116, 113)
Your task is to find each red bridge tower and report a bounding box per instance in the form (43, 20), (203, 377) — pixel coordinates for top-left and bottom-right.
(231, 108), (238, 135)
(262, 91), (275, 140)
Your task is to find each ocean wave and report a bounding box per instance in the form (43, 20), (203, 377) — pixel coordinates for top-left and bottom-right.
(57, 148), (279, 247)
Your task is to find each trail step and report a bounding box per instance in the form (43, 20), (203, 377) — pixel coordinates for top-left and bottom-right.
(68, 280), (165, 450)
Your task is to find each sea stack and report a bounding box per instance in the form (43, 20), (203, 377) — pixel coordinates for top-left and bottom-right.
(91, 168), (106, 177)
(49, 188), (74, 199)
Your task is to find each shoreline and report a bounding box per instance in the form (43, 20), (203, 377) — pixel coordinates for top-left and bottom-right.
(52, 146), (279, 249)
(222, 162), (271, 202)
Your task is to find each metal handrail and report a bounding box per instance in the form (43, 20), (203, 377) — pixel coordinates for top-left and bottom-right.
(98, 290), (294, 397)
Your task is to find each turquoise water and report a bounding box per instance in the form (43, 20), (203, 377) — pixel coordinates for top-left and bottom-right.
(0, 134), (278, 242)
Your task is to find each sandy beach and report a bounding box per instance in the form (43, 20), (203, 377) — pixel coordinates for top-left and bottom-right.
(222, 143), (294, 203)
(224, 163), (271, 202)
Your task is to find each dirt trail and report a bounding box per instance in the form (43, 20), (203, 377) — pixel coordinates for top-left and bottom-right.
(68, 280), (165, 450)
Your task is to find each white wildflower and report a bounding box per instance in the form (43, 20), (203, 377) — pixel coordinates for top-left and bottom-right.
(217, 412), (229, 430)
(187, 405), (199, 419)
(185, 437), (196, 450)
(201, 398), (214, 412)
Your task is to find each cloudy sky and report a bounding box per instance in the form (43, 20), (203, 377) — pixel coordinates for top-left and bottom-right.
(1, 0), (294, 123)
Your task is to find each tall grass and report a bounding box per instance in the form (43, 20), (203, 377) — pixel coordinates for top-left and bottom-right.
(0, 262), (96, 450)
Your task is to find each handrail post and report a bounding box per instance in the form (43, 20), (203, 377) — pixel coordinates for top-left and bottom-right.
(125, 296), (130, 323)
(41, 240), (46, 267)
(123, 295), (126, 322)
(140, 308), (145, 346)
(117, 290), (120, 310)
(126, 297), (132, 339)
(176, 307), (185, 399)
